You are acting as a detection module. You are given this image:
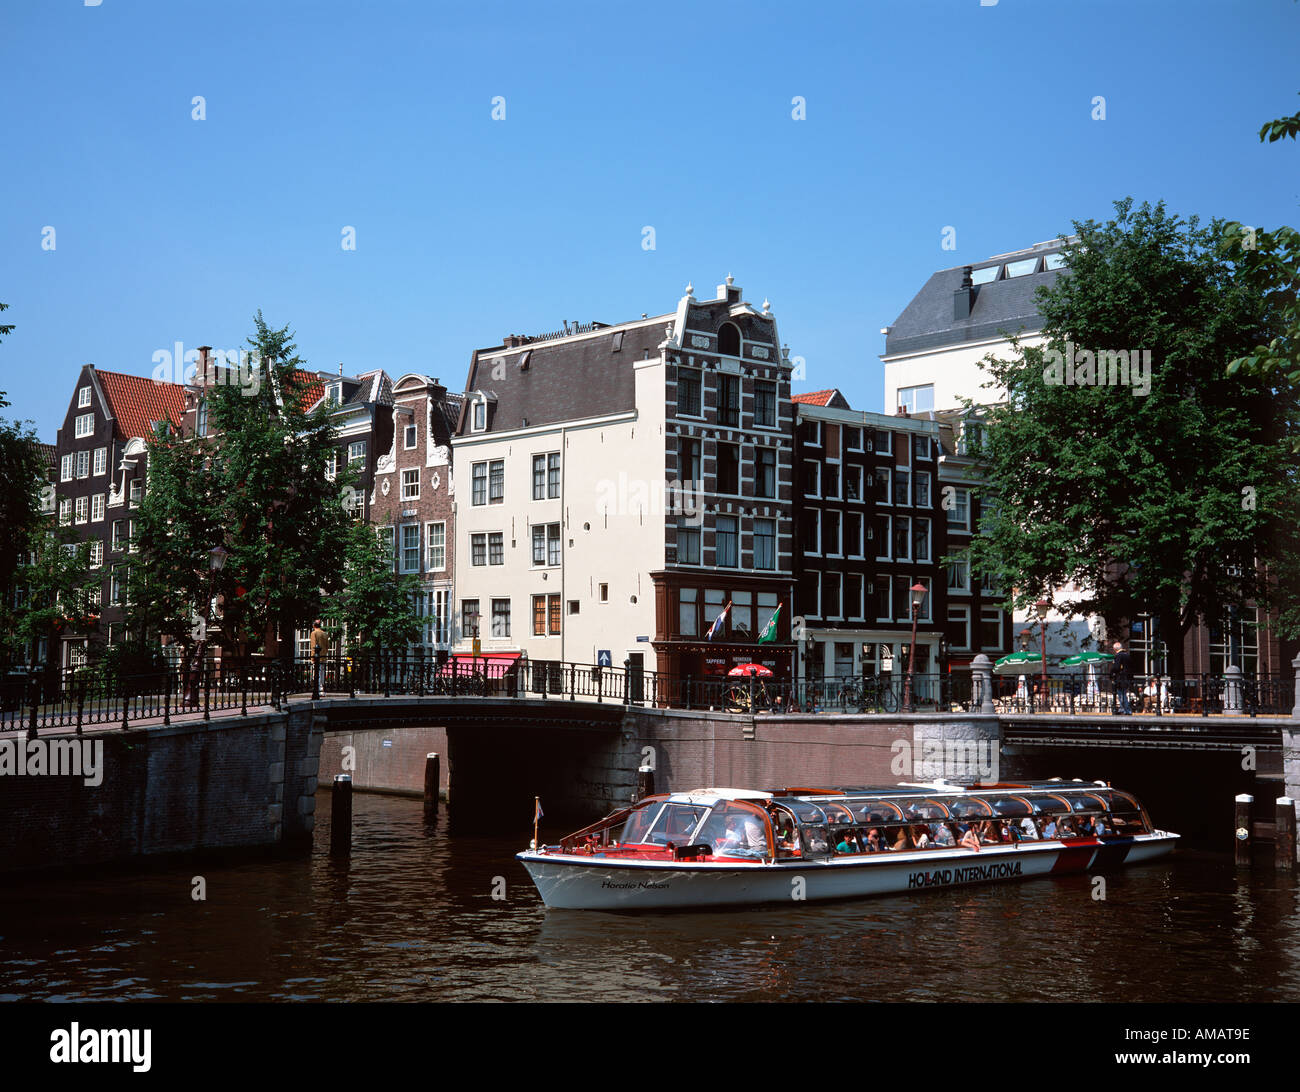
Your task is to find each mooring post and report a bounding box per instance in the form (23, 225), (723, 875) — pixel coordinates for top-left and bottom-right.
(331, 774), (353, 857)
(424, 752), (440, 816)
(1235, 793), (1253, 867)
(1277, 797), (1296, 871)
(1223, 664), (1243, 715)
(969, 654), (995, 715)
(635, 764), (655, 803)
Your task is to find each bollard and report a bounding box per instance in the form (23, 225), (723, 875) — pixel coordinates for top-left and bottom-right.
(424, 752), (440, 816)
(1234, 793), (1253, 867)
(1277, 798), (1296, 872)
(331, 774), (353, 857)
(635, 764), (655, 802)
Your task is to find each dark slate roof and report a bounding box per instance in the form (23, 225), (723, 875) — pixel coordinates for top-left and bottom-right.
(884, 243), (1068, 357)
(459, 317), (670, 434)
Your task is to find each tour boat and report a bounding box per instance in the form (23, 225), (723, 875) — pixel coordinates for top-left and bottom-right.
(516, 780), (1178, 910)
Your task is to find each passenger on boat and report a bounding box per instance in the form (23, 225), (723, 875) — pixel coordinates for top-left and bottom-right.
(913, 824), (931, 849)
(1058, 817), (1078, 838)
(1019, 817), (1040, 840)
(715, 815), (767, 858)
(865, 828), (884, 852)
(1042, 817), (1059, 839)
(891, 826), (911, 851)
(959, 826), (982, 851)
(1094, 815), (1109, 835)
(932, 823), (955, 846)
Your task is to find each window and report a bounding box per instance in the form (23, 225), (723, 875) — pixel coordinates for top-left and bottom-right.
(89, 541), (103, 569)
(803, 460), (820, 498)
(893, 468), (911, 507)
(531, 525), (545, 565)
(958, 421), (985, 456)
(804, 420), (822, 447)
(532, 455), (546, 500)
(680, 439), (702, 486)
(75, 450), (89, 478)
(822, 510), (841, 556)
(78, 386), (91, 408)
(947, 487), (970, 530)
(876, 575), (892, 622)
(718, 322), (741, 356)
(897, 385), (934, 414)
(404, 423), (417, 449)
(93, 447), (107, 476)
(844, 512), (863, 557)
(915, 577), (932, 621)
(471, 533), (487, 566)
(914, 435), (931, 460)
(947, 558), (970, 593)
(875, 514), (891, 560)
(110, 566), (125, 606)
(489, 532), (504, 565)
(491, 598), (511, 638)
(547, 453), (560, 498)
(599, 583), (609, 602)
(489, 460), (504, 504)
(915, 473), (930, 507)
(59, 499), (71, 526)
(427, 523), (445, 571)
(472, 400), (487, 431)
(348, 440), (367, 466)
(196, 398), (208, 438)
(74, 496), (88, 524)
(679, 367), (702, 416)
(325, 382), (343, 405)
(462, 600), (480, 638)
(845, 426), (863, 452)
(401, 525), (420, 572)
(878, 466), (891, 504)
(129, 479), (142, 507)
(91, 494), (105, 522)
(874, 429), (892, 455)
(717, 443), (740, 495)
(913, 517), (930, 562)
(705, 588), (726, 634)
(893, 515), (910, 561)
(325, 450), (338, 481)
(822, 462), (840, 500)
(948, 607), (971, 651)
(533, 595), (546, 636)
(719, 374), (740, 427)
(60, 454), (73, 482)
(678, 525), (701, 565)
(822, 572), (841, 619)
(546, 525), (560, 566)
(979, 607), (1003, 650)
(757, 592), (778, 639)
(75, 413), (94, 438)
(754, 519), (775, 570)
(548, 594), (561, 635)
(716, 516), (738, 567)
(568, 600), (579, 615)
(679, 587), (698, 636)
(755, 448), (776, 498)
(732, 590), (753, 638)
(378, 526), (395, 570)
(422, 589), (450, 646)
(402, 469), (420, 500)
(754, 381), (776, 427)
(472, 462), (487, 505)
(845, 465), (862, 502)
(980, 569), (1002, 597)
(802, 509), (821, 555)
(844, 575), (863, 622)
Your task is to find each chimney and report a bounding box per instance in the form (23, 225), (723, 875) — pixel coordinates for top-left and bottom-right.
(954, 267), (975, 321)
(196, 346), (213, 387)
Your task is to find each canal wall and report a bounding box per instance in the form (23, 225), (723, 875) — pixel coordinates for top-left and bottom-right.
(0, 708), (322, 875)
(319, 724), (449, 798)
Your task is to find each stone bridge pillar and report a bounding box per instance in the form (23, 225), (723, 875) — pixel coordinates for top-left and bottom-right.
(969, 653), (995, 715)
(1223, 664), (1243, 715)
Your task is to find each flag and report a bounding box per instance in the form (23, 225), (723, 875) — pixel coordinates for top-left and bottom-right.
(534, 798), (544, 822)
(705, 601), (731, 641)
(757, 602), (783, 644)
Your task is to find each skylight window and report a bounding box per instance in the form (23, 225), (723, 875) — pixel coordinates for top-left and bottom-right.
(1005, 258), (1038, 278)
(970, 266), (1000, 285)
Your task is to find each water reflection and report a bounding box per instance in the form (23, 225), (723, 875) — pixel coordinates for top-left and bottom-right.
(0, 793), (1295, 1002)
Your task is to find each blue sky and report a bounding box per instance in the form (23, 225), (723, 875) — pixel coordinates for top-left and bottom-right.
(2, 0), (1297, 439)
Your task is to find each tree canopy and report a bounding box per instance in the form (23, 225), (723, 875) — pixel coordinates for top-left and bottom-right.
(0, 303), (48, 599)
(964, 199), (1300, 673)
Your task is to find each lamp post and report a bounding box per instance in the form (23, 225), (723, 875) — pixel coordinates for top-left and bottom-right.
(904, 581), (926, 713)
(1035, 598), (1050, 709)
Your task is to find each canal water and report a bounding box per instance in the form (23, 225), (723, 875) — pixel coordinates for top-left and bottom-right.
(0, 791), (1297, 1004)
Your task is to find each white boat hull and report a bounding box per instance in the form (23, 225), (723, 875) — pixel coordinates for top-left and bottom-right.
(517, 832), (1179, 910)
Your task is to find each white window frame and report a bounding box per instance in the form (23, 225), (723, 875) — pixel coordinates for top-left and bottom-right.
(59, 498), (71, 525)
(91, 493), (105, 522)
(348, 440), (367, 467)
(401, 524), (421, 573)
(875, 514), (891, 561)
(404, 422), (417, 450)
(947, 557), (970, 594)
(74, 496), (88, 524)
(60, 454), (73, 482)
(78, 386), (92, 408)
(75, 450), (90, 478)
(75, 413), (93, 438)
(93, 447), (107, 476)
(89, 540), (103, 569)
(426, 522), (446, 572)
(948, 606), (971, 651)
(401, 468), (420, 501)
(947, 487), (970, 531)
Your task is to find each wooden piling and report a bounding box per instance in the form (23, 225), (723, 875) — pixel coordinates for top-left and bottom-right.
(1234, 793), (1253, 867)
(424, 752), (440, 816)
(331, 774), (353, 857)
(635, 764), (655, 802)
(1277, 797), (1296, 872)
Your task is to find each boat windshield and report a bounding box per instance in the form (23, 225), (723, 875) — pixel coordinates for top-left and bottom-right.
(618, 801), (710, 846)
(615, 799), (667, 845)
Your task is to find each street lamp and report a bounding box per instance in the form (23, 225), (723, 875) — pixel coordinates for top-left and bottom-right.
(1019, 628), (1032, 652)
(904, 581), (926, 713)
(1035, 598), (1050, 708)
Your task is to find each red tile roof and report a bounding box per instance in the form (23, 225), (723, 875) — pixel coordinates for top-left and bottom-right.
(96, 370), (187, 440)
(791, 389), (840, 406)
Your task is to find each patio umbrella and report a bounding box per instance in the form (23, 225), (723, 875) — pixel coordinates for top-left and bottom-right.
(728, 663), (774, 677)
(1060, 651), (1113, 667)
(993, 651), (1045, 675)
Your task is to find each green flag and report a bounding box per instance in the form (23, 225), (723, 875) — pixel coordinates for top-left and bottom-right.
(758, 602), (782, 644)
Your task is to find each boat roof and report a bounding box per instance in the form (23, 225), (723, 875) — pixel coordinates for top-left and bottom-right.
(768, 779), (1112, 799)
(666, 788), (774, 805)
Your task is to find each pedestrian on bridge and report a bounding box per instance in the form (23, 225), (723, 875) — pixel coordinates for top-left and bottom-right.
(1111, 640), (1133, 715)
(311, 620), (329, 695)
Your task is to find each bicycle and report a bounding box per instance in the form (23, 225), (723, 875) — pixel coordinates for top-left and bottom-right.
(862, 676), (899, 713)
(724, 679), (773, 713)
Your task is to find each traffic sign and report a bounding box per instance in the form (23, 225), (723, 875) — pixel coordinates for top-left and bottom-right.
(597, 650), (612, 667)
(472, 637), (481, 657)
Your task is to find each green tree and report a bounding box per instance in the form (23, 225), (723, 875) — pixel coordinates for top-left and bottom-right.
(4, 526), (102, 680)
(1222, 97), (1300, 386)
(131, 313), (354, 666)
(0, 304), (48, 599)
(323, 521), (423, 656)
(965, 199), (1300, 674)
